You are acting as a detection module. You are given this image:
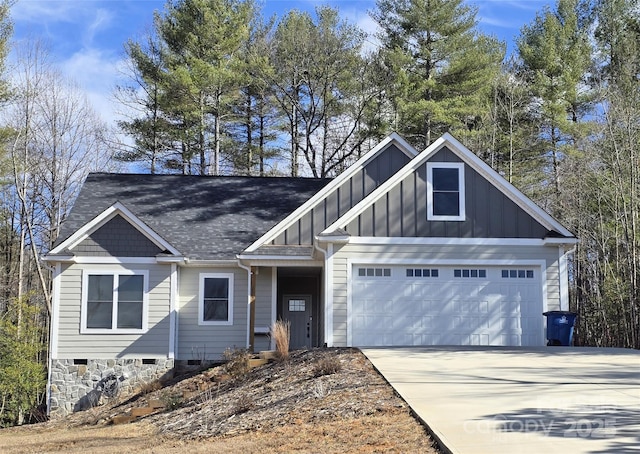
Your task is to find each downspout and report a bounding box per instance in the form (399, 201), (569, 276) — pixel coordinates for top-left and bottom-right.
(237, 259), (253, 351)
(169, 263), (178, 360)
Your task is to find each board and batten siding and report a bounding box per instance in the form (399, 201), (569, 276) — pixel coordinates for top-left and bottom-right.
(273, 144), (412, 246)
(177, 267), (249, 360)
(346, 148), (549, 239)
(328, 243), (562, 346)
(55, 263), (172, 358)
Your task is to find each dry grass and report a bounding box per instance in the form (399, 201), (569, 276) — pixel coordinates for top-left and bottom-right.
(0, 349), (440, 454)
(0, 414), (434, 453)
(270, 319), (290, 360)
(222, 347), (251, 377)
(311, 352), (342, 377)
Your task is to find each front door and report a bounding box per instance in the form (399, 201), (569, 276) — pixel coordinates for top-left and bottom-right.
(282, 294), (312, 349)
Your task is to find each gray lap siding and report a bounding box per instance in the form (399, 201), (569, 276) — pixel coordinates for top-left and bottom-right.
(177, 267), (249, 360)
(55, 263), (172, 358)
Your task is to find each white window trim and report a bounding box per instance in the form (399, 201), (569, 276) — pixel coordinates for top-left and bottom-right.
(427, 162), (465, 221)
(81, 269), (149, 334)
(198, 272), (234, 326)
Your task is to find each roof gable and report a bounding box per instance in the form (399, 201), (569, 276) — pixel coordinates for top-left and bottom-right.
(49, 201), (181, 256)
(323, 133), (575, 239)
(244, 133), (419, 252)
(50, 174), (330, 261)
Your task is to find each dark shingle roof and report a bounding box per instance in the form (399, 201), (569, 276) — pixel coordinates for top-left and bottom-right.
(56, 173), (331, 260)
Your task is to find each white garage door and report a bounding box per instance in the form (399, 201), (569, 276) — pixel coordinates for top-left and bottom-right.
(351, 265), (544, 347)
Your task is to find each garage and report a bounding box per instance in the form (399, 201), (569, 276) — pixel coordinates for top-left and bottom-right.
(351, 265), (544, 347)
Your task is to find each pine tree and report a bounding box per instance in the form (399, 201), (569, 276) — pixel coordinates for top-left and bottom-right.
(226, 11), (282, 175)
(517, 0), (593, 211)
(372, 0), (504, 149)
(115, 31), (172, 173)
(156, 0), (251, 175)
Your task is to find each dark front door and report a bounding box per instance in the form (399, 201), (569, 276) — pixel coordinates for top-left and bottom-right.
(282, 294), (312, 349)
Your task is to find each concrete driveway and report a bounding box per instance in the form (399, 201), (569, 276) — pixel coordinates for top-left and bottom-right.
(362, 347), (640, 454)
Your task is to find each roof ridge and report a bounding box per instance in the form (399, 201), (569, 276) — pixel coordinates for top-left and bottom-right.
(87, 172), (331, 181)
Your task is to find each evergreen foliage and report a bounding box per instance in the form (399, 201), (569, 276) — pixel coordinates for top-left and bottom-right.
(372, 0), (505, 149)
(0, 297), (47, 427)
(3, 0), (640, 429)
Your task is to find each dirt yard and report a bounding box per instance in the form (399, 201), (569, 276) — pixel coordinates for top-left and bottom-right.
(0, 349), (440, 453)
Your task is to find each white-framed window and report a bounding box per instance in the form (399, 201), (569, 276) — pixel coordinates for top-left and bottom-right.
(454, 268), (487, 278)
(427, 162), (465, 221)
(357, 267), (392, 277)
(199, 273), (234, 325)
(81, 269), (149, 334)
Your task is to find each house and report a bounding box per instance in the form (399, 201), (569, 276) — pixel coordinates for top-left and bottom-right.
(44, 133), (577, 416)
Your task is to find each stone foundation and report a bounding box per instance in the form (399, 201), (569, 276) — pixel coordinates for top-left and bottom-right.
(48, 358), (174, 417)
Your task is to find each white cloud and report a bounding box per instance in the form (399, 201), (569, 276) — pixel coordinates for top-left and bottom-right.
(84, 8), (115, 47)
(9, 1), (143, 128)
(11, 0), (79, 24)
(60, 47), (124, 125)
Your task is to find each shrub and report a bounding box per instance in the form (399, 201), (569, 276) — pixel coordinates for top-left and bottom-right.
(270, 319), (290, 360)
(222, 347), (251, 377)
(312, 354), (342, 377)
(159, 390), (182, 410)
(231, 392), (255, 415)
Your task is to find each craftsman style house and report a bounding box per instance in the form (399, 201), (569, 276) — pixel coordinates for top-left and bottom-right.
(44, 133), (577, 415)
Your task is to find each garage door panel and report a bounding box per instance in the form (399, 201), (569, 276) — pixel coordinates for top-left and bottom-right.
(352, 265), (544, 347)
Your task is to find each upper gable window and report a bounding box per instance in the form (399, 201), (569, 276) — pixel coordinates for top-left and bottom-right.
(81, 270), (148, 334)
(427, 162), (465, 221)
(199, 273), (234, 326)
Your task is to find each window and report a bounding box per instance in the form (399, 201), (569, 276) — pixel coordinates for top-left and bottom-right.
(357, 267), (391, 277)
(288, 299), (306, 312)
(454, 269), (487, 278)
(427, 162), (465, 221)
(81, 270), (148, 333)
(406, 268), (439, 278)
(502, 269), (535, 279)
(199, 273), (234, 325)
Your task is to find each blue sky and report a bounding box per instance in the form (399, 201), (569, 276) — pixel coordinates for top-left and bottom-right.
(9, 0), (551, 126)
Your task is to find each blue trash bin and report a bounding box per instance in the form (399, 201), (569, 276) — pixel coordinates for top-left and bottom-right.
(543, 311), (577, 346)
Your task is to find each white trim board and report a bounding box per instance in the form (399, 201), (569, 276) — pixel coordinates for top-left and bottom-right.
(197, 272), (235, 327)
(168, 263), (177, 359)
(271, 267), (278, 351)
(427, 161), (466, 221)
(244, 133), (419, 253)
(50, 263), (62, 359)
(80, 268), (150, 335)
(322, 133), (575, 238)
(346, 237), (578, 246)
(48, 201), (181, 256)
